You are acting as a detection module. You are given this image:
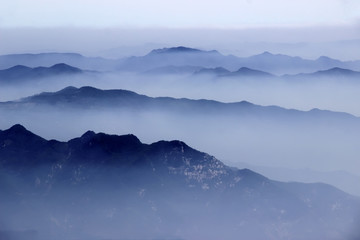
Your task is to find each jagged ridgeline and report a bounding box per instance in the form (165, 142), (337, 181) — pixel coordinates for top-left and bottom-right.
(0, 125), (359, 240)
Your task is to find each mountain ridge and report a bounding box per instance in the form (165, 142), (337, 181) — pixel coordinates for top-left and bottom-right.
(285, 67), (360, 79)
(3, 86), (356, 121)
(1, 48), (360, 74)
(0, 63), (83, 83)
(148, 46), (219, 55)
(0, 124), (359, 240)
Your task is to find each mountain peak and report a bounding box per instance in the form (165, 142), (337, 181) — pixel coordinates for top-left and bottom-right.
(7, 124), (28, 133)
(80, 130), (96, 140)
(51, 63), (73, 68)
(327, 67), (350, 72)
(0, 63), (83, 82)
(1, 124), (46, 147)
(48, 63), (82, 73)
(148, 46), (220, 56)
(56, 86), (101, 95)
(57, 86), (78, 93)
(77, 86), (101, 93)
(237, 67), (253, 71)
(315, 56), (342, 64)
(234, 67), (273, 77)
(315, 67), (359, 76)
(150, 46), (202, 55)
(80, 132), (142, 147)
(317, 56), (335, 61)
(261, 51), (273, 55)
(253, 51), (296, 59)
(6, 65), (32, 71)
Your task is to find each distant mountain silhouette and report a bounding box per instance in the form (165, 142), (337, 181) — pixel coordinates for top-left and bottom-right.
(286, 67), (360, 80)
(3, 86), (356, 123)
(226, 67), (274, 78)
(0, 63), (83, 83)
(1, 85), (357, 127)
(193, 65), (360, 81)
(231, 161), (360, 197)
(194, 66), (275, 78)
(118, 46), (226, 72)
(143, 65), (203, 75)
(148, 46), (216, 54)
(149, 65), (272, 78)
(117, 47), (360, 74)
(316, 56), (344, 66)
(0, 52), (117, 71)
(1, 48), (360, 74)
(194, 67), (231, 76)
(0, 124), (359, 240)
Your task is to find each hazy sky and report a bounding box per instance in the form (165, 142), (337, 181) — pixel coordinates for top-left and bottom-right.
(1, 0), (359, 28)
(1, 0), (359, 59)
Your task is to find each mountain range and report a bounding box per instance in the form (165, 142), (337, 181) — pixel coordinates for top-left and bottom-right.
(1, 86), (358, 123)
(1, 63), (359, 87)
(0, 124), (359, 240)
(0, 53), (116, 71)
(194, 66), (274, 78)
(285, 67), (360, 80)
(1, 86), (360, 195)
(1, 46), (360, 240)
(118, 47), (360, 74)
(1, 47), (360, 75)
(0, 63), (83, 84)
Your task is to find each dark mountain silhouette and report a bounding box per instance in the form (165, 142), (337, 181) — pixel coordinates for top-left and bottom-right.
(13, 86), (150, 108)
(0, 63), (83, 83)
(0, 124), (359, 240)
